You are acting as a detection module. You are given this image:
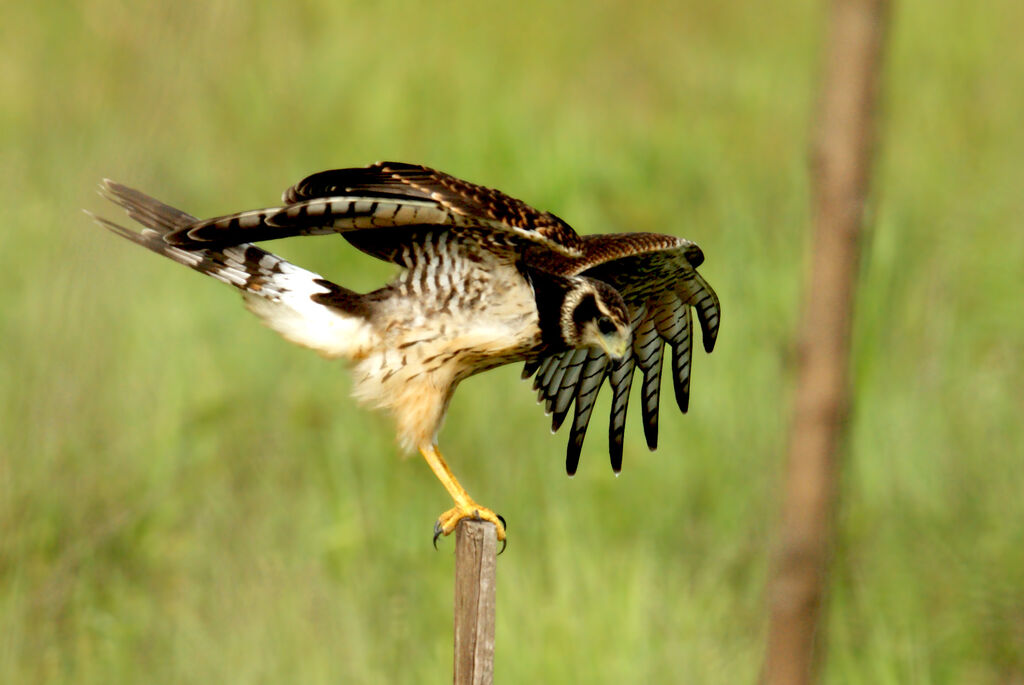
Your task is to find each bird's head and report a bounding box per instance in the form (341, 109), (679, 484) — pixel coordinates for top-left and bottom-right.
(561, 278), (632, 359)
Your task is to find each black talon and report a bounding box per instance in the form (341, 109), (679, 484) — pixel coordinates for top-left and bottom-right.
(432, 520), (443, 550)
(497, 515), (507, 555)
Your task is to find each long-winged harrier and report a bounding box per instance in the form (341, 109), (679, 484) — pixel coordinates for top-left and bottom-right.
(89, 162), (720, 546)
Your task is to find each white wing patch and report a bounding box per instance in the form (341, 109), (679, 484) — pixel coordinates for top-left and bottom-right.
(241, 275), (375, 359)
(89, 205), (376, 361)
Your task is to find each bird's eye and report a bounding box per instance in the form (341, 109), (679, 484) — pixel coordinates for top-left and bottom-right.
(597, 316), (617, 335)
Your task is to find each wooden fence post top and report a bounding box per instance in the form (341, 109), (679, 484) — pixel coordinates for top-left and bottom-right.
(453, 519), (498, 685)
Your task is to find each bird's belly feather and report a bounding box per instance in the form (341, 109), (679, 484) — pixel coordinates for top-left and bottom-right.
(350, 280), (540, 450)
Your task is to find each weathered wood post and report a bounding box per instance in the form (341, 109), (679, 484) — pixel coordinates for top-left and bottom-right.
(453, 519), (497, 685)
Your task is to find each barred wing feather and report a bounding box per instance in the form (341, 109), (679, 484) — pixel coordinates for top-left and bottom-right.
(524, 236), (720, 474)
(163, 162), (584, 259)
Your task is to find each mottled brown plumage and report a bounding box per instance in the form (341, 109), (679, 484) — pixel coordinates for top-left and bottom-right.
(284, 162), (585, 255)
(89, 161), (720, 543)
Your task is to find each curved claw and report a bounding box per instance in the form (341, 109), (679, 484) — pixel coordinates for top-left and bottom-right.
(496, 515), (507, 555)
(432, 520), (444, 550)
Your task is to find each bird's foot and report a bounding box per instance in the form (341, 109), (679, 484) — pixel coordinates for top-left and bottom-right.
(432, 502), (507, 551)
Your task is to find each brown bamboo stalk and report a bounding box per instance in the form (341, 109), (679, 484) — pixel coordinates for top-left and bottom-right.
(762, 0), (890, 683)
(453, 519), (497, 685)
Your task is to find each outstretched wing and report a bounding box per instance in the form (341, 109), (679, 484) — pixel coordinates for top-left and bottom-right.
(161, 161), (584, 259)
(523, 233), (720, 475)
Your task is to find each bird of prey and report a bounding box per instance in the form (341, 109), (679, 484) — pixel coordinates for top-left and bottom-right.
(90, 162), (720, 546)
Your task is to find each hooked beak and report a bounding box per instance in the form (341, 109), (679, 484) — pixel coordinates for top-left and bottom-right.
(597, 332), (630, 360)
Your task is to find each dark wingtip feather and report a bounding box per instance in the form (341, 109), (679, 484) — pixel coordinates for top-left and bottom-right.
(609, 440), (623, 473)
(522, 359), (542, 379)
(550, 407), (570, 433)
(85, 210), (134, 241)
(670, 334), (692, 414)
(674, 384), (690, 413)
(643, 415), (659, 451)
(96, 179), (198, 238)
(691, 276), (721, 354)
(565, 438), (583, 476)
(700, 312), (719, 353)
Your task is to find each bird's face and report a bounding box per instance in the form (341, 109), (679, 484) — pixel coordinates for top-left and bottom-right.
(562, 279), (632, 359)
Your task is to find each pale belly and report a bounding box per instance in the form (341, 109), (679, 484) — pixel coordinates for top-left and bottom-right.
(349, 276), (542, 450)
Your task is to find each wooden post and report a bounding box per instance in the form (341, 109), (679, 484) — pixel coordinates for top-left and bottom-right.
(453, 519), (497, 685)
(762, 1), (890, 683)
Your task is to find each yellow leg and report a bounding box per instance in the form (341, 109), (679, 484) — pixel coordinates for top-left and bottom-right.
(419, 444), (506, 543)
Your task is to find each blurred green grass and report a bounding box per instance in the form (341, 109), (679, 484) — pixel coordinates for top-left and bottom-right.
(2, 0), (1022, 682)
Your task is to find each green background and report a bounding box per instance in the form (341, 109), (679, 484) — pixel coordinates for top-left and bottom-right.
(3, 1), (1022, 682)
